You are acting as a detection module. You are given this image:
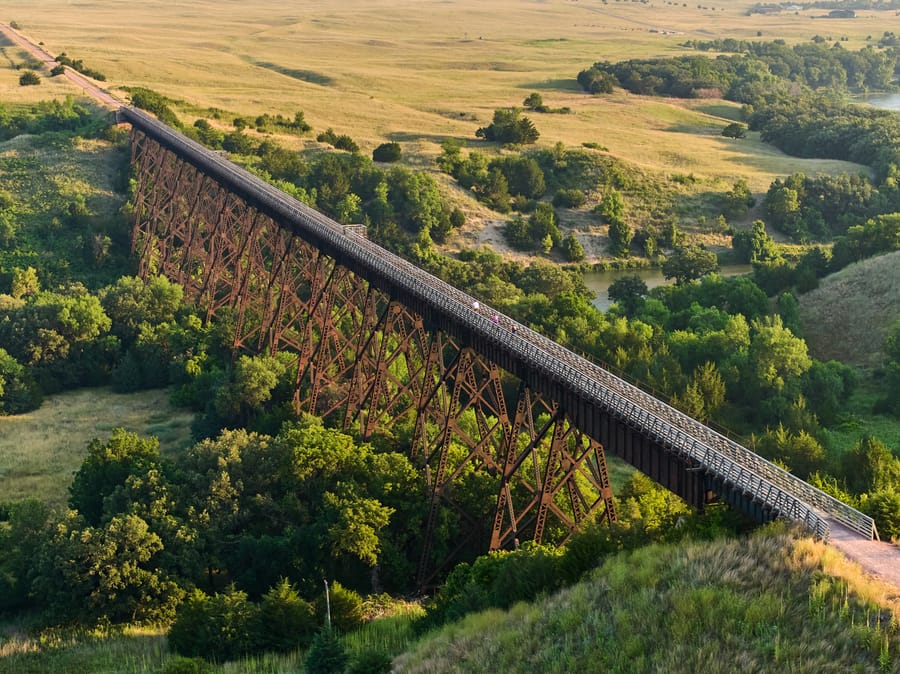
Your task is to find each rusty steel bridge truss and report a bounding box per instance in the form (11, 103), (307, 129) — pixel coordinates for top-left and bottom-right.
(128, 124), (615, 584)
(122, 105), (878, 585)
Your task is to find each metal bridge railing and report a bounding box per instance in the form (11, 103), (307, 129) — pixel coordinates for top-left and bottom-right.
(123, 106), (876, 543)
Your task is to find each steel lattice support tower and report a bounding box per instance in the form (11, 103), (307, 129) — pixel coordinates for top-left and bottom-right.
(129, 129), (617, 584)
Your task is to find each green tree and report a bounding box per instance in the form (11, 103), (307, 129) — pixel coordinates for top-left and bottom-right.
(661, 246), (719, 285)
(100, 275), (184, 344)
(748, 315), (812, 393)
(10, 266), (39, 299)
(561, 233), (585, 262)
(213, 354), (288, 425)
(732, 220), (777, 264)
(608, 275), (648, 317)
(722, 179), (755, 219)
(32, 511), (183, 624)
(69, 429), (162, 525)
(476, 108), (540, 144)
(674, 361), (726, 423)
(324, 491), (394, 567)
(607, 218), (633, 257)
(721, 122), (746, 138)
(306, 628), (348, 674)
(597, 190), (625, 223)
(860, 489), (900, 540)
(255, 578), (317, 652)
(372, 142), (401, 163)
(841, 436), (900, 494)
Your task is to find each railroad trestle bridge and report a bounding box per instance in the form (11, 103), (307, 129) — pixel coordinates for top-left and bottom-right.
(120, 106), (877, 583)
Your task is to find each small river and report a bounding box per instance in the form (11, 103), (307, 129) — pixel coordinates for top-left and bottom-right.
(585, 264), (752, 312)
(859, 92), (900, 111)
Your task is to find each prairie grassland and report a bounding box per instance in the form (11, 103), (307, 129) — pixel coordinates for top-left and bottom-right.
(395, 525), (900, 673)
(0, 387), (194, 509)
(2, 0), (877, 191)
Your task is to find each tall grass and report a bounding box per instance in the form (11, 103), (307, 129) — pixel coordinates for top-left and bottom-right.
(342, 603), (426, 659)
(395, 524), (900, 673)
(0, 387), (194, 509)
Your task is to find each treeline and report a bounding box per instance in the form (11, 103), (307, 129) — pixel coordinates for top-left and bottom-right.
(578, 40), (898, 101)
(762, 169), (900, 241)
(54, 52), (105, 81)
(0, 97), (108, 141)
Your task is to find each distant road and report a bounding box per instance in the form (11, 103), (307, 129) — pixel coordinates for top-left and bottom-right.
(0, 22), (121, 109)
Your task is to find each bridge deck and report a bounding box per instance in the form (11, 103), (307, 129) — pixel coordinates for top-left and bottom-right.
(119, 105), (877, 543)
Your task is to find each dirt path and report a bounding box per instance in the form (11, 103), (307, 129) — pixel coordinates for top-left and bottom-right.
(0, 22), (121, 109)
(827, 520), (900, 591)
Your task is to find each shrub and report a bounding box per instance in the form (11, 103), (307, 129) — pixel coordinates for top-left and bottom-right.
(319, 581), (365, 633)
(372, 142), (402, 162)
(50, 64), (65, 77)
(255, 578), (317, 652)
(552, 188), (587, 208)
(306, 628), (349, 674)
(168, 587), (259, 662)
(334, 135), (359, 152)
(347, 649), (393, 674)
(722, 122), (746, 139)
(18, 71), (40, 86)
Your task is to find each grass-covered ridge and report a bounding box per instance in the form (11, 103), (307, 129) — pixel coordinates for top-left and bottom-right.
(799, 251), (900, 370)
(396, 525), (900, 674)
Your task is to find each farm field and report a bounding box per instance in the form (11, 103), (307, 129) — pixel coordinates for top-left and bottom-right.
(1, 0), (881, 192)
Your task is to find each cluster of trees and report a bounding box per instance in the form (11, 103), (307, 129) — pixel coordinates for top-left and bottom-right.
(762, 170), (894, 241)
(234, 111), (311, 135)
(316, 128), (360, 153)
(475, 108), (540, 145)
(0, 420), (426, 629)
(0, 97), (106, 141)
(0, 274), (202, 414)
(731, 214), (899, 297)
(54, 52), (106, 81)
(579, 40), (898, 102)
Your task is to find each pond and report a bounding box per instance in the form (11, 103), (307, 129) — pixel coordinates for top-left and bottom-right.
(584, 264), (752, 312)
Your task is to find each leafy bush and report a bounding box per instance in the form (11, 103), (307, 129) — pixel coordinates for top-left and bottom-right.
(347, 649), (393, 674)
(18, 71), (40, 86)
(255, 578), (317, 652)
(721, 123), (746, 139)
(552, 188), (587, 208)
(372, 142), (402, 162)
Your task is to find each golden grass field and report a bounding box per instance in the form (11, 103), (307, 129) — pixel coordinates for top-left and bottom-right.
(0, 387), (194, 509)
(1, 0), (882, 193)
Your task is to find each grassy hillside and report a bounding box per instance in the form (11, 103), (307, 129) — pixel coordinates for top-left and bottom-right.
(799, 251), (900, 370)
(396, 526), (900, 674)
